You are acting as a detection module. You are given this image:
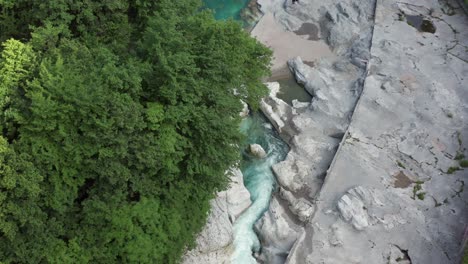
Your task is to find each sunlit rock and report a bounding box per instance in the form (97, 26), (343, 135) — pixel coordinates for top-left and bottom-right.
(249, 143), (267, 158)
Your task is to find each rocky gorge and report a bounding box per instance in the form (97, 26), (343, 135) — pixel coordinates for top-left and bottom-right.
(184, 0), (468, 263)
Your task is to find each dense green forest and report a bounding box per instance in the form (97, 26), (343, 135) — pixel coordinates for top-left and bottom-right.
(0, 0), (271, 262)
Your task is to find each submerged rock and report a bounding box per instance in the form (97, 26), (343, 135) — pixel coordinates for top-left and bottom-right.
(249, 143), (267, 158)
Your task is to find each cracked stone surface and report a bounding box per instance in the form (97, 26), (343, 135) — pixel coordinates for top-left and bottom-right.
(254, 0), (376, 262)
(286, 0), (468, 263)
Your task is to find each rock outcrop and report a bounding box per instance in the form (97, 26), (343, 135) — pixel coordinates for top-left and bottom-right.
(254, 196), (303, 264)
(249, 144), (267, 159)
(182, 168), (250, 264)
(254, 0), (468, 263)
(280, 0), (468, 264)
(253, 0), (376, 261)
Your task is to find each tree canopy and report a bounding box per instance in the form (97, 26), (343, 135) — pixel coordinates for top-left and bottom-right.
(0, 0), (271, 262)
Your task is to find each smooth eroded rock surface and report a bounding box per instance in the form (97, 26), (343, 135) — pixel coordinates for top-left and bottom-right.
(182, 168), (250, 263)
(287, 0), (468, 263)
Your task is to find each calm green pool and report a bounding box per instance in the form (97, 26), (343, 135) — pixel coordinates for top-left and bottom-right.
(202, 0), (251, 20)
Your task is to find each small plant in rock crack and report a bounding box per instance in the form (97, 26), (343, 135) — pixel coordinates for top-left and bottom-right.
(455, 152), (465, 160)
(397, 160), (406, 169)
(459, 160), (468, 168)
(412, 182), (425, 200)
(447, 166), (461, 174)
(416, 192), (426, 200)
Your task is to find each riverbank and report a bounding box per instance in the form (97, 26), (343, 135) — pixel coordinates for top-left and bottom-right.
(251, 13), (333, 72)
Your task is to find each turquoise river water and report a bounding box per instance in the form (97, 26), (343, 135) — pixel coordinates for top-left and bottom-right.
(203, 0), (251, 20)
(234, 113), (288, 263)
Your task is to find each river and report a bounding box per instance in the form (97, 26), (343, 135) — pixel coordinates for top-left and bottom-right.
(202, 1), (290, 263)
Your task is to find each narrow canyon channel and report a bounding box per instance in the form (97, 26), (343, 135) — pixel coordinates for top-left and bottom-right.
(202, 1), (292, 262)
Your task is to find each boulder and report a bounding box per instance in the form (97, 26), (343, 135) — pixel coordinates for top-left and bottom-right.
(182, 168), (251, 263)
(280, 188), (314, 222)
(249, 144), (267, 158)
(225, 168), (251, 222)
(260, 82), (296, 139)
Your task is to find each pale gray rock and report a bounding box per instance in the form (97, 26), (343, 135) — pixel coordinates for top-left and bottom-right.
(328, 224), (344, 247)
(182, 168), (250, 263)
(257, 2), (373, 257)
(225, 168), (252, 222)
(255, 196), (303, 264)
(288, 57), (360, 122)
(291, 99), (309, 109)
(181, 197), (233, 264)
(337, 186), (372, 230)
(336, 186), (410, 231)
(280, 188), (314, 222)
(240, 100), (249, 118)
(265, 56), (360, 201)
(260, 82), (296, 139)
(272, 153), (312, 192)
(320, 1), (375, 55)
(287, 0), (468, 263)
(249, 143), (267, 158)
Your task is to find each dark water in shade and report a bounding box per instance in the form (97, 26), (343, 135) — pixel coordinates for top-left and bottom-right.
(294, 23), (320, 40)
(405, 15), (436, 33)
(203, 0), (251, 20)
(276, 76), (312, 106)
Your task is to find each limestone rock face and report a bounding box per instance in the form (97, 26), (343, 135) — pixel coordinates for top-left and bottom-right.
(225, 168), (252, 222)
(249, 143), (267, 159)
(288, 57), (361, 123)
(181, 197), (233, 264)
(258, 0), (375, 56)
(255, 196), (302, 264)
(256, 0), (374, 259)
(336, 186), (413, 231)
(337, 186), (373, 230)
(272, 153), (311, 192)
(260, 82), (296, 139)
(182, 168), (250, 264)
(285, 0), (468, 263)
(280, 188), (314, 222)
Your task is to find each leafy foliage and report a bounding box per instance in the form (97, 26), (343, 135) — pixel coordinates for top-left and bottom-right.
(0, 0), (271, 262)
